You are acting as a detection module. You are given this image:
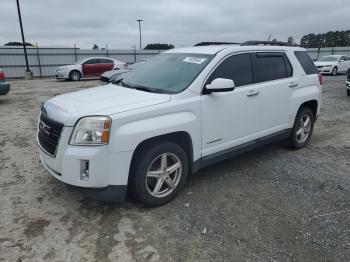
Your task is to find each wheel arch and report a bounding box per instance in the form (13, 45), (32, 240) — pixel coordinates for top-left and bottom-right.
(128, 131), (194, 183)
(299, 99), (318, 119)
(69, 69), (82, 79)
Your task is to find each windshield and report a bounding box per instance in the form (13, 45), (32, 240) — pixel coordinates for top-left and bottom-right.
(75, 59), (87, 65)
(121, 53), (213, 94)
(317, 56), (339, 62)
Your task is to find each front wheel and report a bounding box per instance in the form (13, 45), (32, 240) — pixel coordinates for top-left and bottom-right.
(331, 67), (337, 76)
(130, 142), (188, 207)
(69, 70), (81, 81)
(286, 107), (315, 149)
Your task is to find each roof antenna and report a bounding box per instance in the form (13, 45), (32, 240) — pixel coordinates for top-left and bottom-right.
(267, 33), (272, 41)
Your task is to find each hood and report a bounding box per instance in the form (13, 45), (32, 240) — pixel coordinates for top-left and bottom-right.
(43, 84), (171, 126)
(57, 64), (80, 71)
(314, 61), (337, 66)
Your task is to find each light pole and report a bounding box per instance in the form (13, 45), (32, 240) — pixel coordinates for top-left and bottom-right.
(137, 19), (143, 50)
(16, 0), (33, 79)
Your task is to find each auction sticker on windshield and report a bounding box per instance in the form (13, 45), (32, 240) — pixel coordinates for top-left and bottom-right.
(183, 57), (207, 64)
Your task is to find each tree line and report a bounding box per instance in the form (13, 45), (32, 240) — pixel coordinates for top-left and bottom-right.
(300, 30), (350, 48)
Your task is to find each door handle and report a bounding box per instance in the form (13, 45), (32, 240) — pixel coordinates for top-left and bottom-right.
(247, 90), (259, 97)
(289, 83), (298, 88)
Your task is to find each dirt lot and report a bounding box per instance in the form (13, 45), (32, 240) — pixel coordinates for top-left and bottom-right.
(0, 76), (350, 262)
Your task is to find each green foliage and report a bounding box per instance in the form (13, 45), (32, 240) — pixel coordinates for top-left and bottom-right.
(300, 30), (350, 48)
(287, 36), (294, 44)
(144, 43), (175, 50)
(4, 41), (33, 47)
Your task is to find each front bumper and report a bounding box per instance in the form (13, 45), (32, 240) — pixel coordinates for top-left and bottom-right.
(38, 125), (134, 202)
(317, 67), (333, 74)
(0, 82), (10, 95)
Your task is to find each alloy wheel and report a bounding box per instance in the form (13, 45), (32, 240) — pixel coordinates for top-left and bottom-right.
(296, 114), (311, 144)
(145, 153), (182, 198)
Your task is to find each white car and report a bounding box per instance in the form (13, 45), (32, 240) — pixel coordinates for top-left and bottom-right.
(38, 42), (322, 206)
(346, 69), (350, 96)
(55, 57), (127, 81)
(314, 55), (350, 76)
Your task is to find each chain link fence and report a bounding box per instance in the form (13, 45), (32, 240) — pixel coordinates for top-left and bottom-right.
(0, 46), (161, 78)
(1, 46), (350, 78)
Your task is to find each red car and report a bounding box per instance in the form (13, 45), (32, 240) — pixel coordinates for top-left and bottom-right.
(55, 57), (127, 81)
(0, 69), (10, 95)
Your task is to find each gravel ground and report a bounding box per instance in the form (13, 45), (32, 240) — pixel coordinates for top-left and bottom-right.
(0, 76), (350, 262)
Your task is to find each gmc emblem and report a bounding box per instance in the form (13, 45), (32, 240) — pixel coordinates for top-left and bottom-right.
(39, 121), (51, 135)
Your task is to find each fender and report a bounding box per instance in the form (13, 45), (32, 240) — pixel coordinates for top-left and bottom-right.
(108, 106), (201, 162)
(289, 83), (321, 125)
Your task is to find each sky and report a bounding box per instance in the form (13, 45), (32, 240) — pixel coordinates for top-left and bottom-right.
(1, 0), (349, 49)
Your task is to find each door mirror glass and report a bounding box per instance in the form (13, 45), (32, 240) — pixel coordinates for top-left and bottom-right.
(205, 78), (235, 93)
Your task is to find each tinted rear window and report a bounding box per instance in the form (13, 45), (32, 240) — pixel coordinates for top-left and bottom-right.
(294, 51), (317, 75)
(254, 53), (292, 82)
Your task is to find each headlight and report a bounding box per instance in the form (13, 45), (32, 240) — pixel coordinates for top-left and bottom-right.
(70, 116), (111, 145)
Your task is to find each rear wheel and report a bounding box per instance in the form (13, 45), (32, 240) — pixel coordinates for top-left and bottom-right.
(286, 107), (315, 149)
(331, 67), (337, 76)
(69, 70), (81, 81)
(130, 142), (188, 207)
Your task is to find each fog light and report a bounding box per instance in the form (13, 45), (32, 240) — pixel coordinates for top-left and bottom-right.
(80, 160), (89, 181)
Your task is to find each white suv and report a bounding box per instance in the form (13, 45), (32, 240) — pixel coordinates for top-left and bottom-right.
(37, 42), (322, 206)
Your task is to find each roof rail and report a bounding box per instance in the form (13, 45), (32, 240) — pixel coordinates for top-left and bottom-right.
(241, 40), (296, 47)
(194, 42), (240, 47)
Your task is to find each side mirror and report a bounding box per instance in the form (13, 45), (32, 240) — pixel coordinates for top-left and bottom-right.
(205, 78), (235, 94)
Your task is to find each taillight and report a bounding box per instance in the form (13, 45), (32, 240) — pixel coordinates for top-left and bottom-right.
(0, 70), (5, 81)
(318, 72), (323, 86)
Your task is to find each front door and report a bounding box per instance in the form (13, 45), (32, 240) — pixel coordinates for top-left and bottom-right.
(201, 53), (262, 157)
(82, 58), (100, 77)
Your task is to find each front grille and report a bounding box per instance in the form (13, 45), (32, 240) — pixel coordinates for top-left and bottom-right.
(317, 66), (323, 69)
(38, 114), (64, 157)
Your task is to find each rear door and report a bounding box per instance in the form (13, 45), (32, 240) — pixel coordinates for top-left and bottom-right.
(252, 52), (294, 135)
(82, 59), (100, 77)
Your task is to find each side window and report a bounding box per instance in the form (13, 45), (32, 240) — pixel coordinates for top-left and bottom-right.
(339, 56), (346, 61)
(100, 59), (113, 64)
(294, 51), (317, 75)
(254, 53), (292, 83)
(207, 53), (253, 87)
(84, 59), (99, 64)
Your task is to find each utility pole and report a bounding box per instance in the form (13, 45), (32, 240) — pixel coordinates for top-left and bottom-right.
(137, 19), (143, 50)
(16, 0), (33, 79)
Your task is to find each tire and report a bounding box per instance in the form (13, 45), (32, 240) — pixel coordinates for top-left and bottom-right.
(69, 70), (81, 81)
(331, 67), (337, 76)
(347, 89), (350, 96)
(286, 107), (315, 150)
(130, 142), (189, 207)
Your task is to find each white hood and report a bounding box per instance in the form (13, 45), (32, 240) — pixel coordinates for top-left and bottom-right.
(314, 61), (337, 67)
(42, 84), (171, 126)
